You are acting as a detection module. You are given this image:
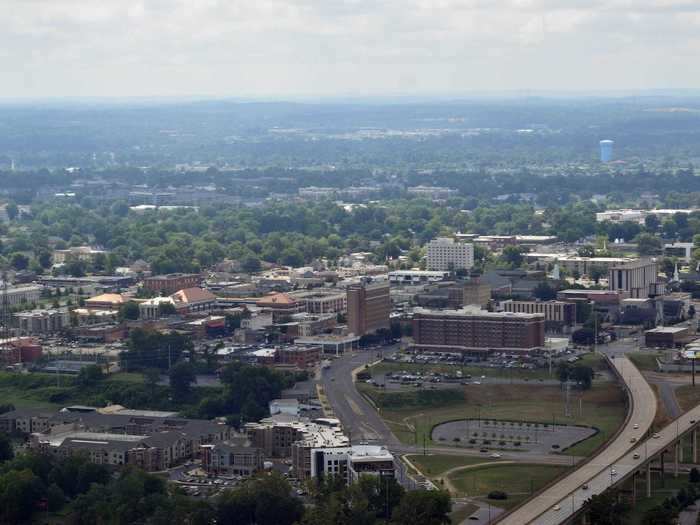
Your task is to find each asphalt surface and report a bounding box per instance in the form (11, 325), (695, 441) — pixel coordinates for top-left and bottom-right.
(496, 351), (657, 525)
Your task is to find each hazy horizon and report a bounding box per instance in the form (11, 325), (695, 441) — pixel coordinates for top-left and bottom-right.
(4, 1), (700, 99)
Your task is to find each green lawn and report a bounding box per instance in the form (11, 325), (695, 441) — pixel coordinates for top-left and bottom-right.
(407, 454), (491, 477)
(674, 384), (700, 412)
(626, 352), (663, 372)
(364, 382), (627, 457)
(448, 463), (568, 510)
(106, 372), (146, 384)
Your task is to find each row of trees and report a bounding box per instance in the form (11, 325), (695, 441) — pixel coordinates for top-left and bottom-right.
(0, 446), (450, 525)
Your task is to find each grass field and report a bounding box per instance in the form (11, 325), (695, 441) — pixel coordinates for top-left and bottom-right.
(448, 463), (568, 509)
(627, 352), (664, 372)
(106, 372), (146, 384)
(407, 454), (492, 476)
(674, 384), (700, 412)
(626, 474), (693, 524)
(365, 382), (627, 457)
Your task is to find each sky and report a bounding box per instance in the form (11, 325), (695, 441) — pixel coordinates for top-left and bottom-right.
(2, 0), (700, 99)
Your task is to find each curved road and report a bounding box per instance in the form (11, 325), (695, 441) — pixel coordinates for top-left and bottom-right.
(495, 353), (656, 525)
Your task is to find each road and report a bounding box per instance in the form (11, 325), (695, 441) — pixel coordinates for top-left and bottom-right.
(496, 352), (657, 525)
(534, 401), (700, 525)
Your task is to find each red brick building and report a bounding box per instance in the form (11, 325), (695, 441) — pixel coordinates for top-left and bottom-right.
(143, 273), (201, 295)
(411, 307), (545, 354)
(0, 337), (43, 364)
(279, 346), (321, 369)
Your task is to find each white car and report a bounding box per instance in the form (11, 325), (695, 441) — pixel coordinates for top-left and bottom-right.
(653, 433), (660, 439)
(553, 505), (561, 511)
(490, 453), (501, 459)
(611, 469), (617, 476)
(633, 424), (639, 429)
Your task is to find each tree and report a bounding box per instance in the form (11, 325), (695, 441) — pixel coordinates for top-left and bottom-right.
(217, 473), (303, 525)
(577, 245), (595, 258)
(644, 214), (660, 232)
(143, 368), (161, 394)
(585, 490), (630, 525)
(241, 255), (262, 273)
(64, 257), (87, 277)
(689, 467), (700, 483)
(636, 233), (663, 256)
(5, 202), (18, 221)
(500, 246), (524, 269)
(391, 490), (451, 525)
(572, 327), (596, 346)
(158, 301), (177, 316)
(169, 362), (196, 403)
(76, 365), (104, 387)
(589, 265), (606, 284)
(118, 301), (140, 321)
(0, 433), (13, 462)
(533, 282), (556, 301)
(10, 252), (29, 271)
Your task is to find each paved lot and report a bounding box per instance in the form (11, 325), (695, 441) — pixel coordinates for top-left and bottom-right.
(432, 419), (596, 454)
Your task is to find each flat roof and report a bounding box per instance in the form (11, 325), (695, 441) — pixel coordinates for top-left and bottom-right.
(646, 326), (689, 334)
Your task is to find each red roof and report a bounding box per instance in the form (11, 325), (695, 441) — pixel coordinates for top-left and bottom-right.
(171, 287), (216, 304)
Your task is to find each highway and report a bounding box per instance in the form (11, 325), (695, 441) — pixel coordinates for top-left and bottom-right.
(496, 353), (657, 525)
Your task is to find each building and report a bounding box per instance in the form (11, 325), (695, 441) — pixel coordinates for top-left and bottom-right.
(411, 307), (545, 354)
(84, 293), (127, 311)
(595, 209), (698, 225)
(5, 406), (232, 471)
(501, 300), (576, 332)
(2, 285), (43, 307)
(138, 296), (178, 320)
(290, 289), (347, 314)
(257, 293), (305, 319)
(426, 237), (474, 272)
(143, 273), (201, 295)
(294, 334), (361, 355)
(664, 242), (694, 262)
(200, 443), (263, 476)
(645, 326), (691, 348)
(0, 337), (43, 364)
(279, 346), (322, 369)
(407, 186), (458, 201)
(53, 246), (107, 264)
(347, 281), (391, 337)
(170, 287), (217, 315)
(462, 278), (492, 308)
(608, 258), (658, 299)
(600, 139), (614, 162)
(14, 308), (70, 335)
(310, 445), (395, 483)
(388, 270), (450, 285)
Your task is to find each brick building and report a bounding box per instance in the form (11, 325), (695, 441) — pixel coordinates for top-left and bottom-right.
(143, 273), (201, 295)
(411, 307), (545, 354)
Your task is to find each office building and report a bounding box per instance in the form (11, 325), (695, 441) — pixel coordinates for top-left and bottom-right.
(608, 258), (658, 299)
(290, 289), (347, 314)
(411, 307), (545, 354)
(347, 281), (390, 337)
(600, 139), (614, 162)
(310, 445), (395, 484)
(426, 237), (474, 271)
(53, 246), (107, 265)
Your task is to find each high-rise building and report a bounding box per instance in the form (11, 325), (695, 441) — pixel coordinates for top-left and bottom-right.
(411, 307), (545, 354)
(347, 281), (390, 337)
(426, 237), (474, 271)
(600, 139), (614, 162)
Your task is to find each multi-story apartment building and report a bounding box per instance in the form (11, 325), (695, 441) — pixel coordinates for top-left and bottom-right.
(608, 258), (659, 299)
(500, 300), (576, 333)
(309, 445), (395, 483)
(347, 281), (391, 337)
(426, 237), (474, 271)
(411, 307), (545, 354)
(53, 246), (107, 264)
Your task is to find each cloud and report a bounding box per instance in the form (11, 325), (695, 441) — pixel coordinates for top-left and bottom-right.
(1, 0), (699, 97)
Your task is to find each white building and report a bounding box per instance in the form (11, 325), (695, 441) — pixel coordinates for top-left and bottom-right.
(310, 445), (395, 483)
(426, 237), (474, 272)
(608, 258), (659, 299)
(388, 270), (450, 285)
